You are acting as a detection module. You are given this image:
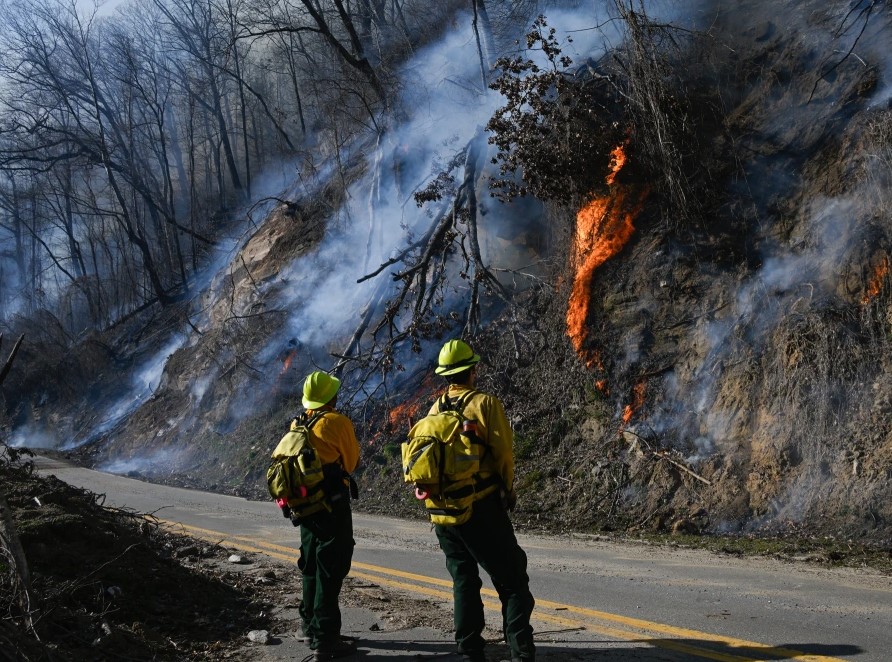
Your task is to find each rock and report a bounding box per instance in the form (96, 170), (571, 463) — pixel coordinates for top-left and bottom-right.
(670, 518), (700, 535)
(247, 629), (270, 644)
(228, 554), (248, 564)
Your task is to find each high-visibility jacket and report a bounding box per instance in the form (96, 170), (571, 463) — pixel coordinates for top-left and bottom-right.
(305, 407), (360, 475)
(427, 385), (515, 498)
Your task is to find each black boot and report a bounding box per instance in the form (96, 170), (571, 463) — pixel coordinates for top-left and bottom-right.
(313, 638), (356, 661)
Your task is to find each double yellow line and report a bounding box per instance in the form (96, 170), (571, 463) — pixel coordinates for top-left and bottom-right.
(157, 518), (846, 662)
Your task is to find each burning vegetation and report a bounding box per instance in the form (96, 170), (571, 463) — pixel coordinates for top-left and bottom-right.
(622, 380), (647, 426)
(566, 145), (649, 366)
(388, 374), (441, 430)
(862, 255), (889, 304)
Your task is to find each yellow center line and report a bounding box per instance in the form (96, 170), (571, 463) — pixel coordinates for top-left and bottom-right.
(155, 518), (847, 662)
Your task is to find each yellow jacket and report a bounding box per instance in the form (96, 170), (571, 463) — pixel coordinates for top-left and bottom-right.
(428, 385), (514, 492)
(304, 408), (360, 473)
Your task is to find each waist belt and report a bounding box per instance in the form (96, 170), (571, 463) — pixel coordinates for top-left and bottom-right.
(436, 474), (501, 500)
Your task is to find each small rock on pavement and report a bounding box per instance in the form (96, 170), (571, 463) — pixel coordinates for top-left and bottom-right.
(228, 554), (248, 564)
(247, 630), (270, 644)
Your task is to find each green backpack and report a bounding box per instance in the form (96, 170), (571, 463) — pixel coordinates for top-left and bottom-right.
(402, 391), (490, 525)
(267, 413), (329, 520)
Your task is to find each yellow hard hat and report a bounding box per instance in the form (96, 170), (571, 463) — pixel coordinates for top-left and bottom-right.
(302, 371), (341, 409)
(435, 339), (481, 376)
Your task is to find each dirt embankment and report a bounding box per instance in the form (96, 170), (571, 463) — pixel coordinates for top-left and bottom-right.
(1, 457), (279, 661)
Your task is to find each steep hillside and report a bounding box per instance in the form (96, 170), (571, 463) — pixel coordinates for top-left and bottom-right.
(3, 1), (891, 548)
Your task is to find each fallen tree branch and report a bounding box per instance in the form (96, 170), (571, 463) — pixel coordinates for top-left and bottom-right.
(622, 427), (712, 485)
(654, 451), (712, 485)
(33, 543), (142, 629)
(0, 496), (36, 636)
(0, 334), (25, 386)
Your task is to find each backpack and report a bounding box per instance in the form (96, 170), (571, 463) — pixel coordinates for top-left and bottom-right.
(267, 412), (329, 520)
(402, 390), (497, 525)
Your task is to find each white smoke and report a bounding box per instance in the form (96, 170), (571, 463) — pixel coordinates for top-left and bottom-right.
(9, 422), (59, 449)
(98, 446), (187, 476)
(252, 15), (517, 369)
(62, 332), (187, 449)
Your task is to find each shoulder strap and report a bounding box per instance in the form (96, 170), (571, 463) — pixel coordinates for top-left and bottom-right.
(453, 389), (478, 415)
(435, 389), (478, 415)
(306, 411), (326, 429)
(292, 411), (325, 433)
(434, 393), (452, 414)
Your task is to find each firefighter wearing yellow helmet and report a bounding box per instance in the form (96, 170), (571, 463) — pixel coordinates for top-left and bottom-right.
(428, 339), (536, 662)
(297, 371), (359, 661)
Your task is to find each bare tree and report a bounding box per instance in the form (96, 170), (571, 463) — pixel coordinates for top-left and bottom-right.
(151, 0), (245, 195)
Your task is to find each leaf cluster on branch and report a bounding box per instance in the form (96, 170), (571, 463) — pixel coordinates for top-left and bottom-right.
(486, 15), (624, 204)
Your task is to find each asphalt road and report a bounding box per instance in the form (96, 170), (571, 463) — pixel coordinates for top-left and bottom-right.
(33, 456), (891, 662)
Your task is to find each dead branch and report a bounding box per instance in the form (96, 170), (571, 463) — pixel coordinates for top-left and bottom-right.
(653, 451), (712, 485)
(461, 133), (510, 336)
(808, 0), (876, 102)
(622, 427), (712, 485)
(32, 542), (142, 630)
(0, 334), (24, 387)
(336, 131), (526, 395)
(0, 497), (35, 636)
(332, 282), (388, 377)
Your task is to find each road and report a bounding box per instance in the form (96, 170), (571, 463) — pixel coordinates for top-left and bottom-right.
(34, 456), (891, 662)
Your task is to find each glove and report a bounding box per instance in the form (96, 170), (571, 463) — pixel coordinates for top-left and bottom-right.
(276, 498), (292, 519)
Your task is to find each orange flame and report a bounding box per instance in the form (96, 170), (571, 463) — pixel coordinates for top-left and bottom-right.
(862, 256), (889, 304)
(272, 348), (299, 395)
(566, 145), (648, 365)
(605, 144), (626, 185)
(280, 349), (298, 374)
(622, 380), (647, 425)
(389, 399), (425, 430)
(373, 374), (440, 445)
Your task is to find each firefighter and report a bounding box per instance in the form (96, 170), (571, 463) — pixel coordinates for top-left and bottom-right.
(297, 371), (360, 661)
(429, 339), (536, 662)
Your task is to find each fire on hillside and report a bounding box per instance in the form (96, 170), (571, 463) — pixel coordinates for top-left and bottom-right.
(374, 373), (441, 446)
(566, 145), (649, 369)
(862, 255), (889, 304)
(622, 379), (647, 426)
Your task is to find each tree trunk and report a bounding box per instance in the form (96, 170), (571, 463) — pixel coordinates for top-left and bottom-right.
(7, 176), (27, 300)
(285, 37), (307, 136)
(227, 0), (252, 199)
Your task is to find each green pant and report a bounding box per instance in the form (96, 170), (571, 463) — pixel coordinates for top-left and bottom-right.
(434, 491), (536, 660)
(298, 497), (354, 649)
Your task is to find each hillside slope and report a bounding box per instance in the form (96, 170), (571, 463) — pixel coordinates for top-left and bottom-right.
(3, 1), (891, 547)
